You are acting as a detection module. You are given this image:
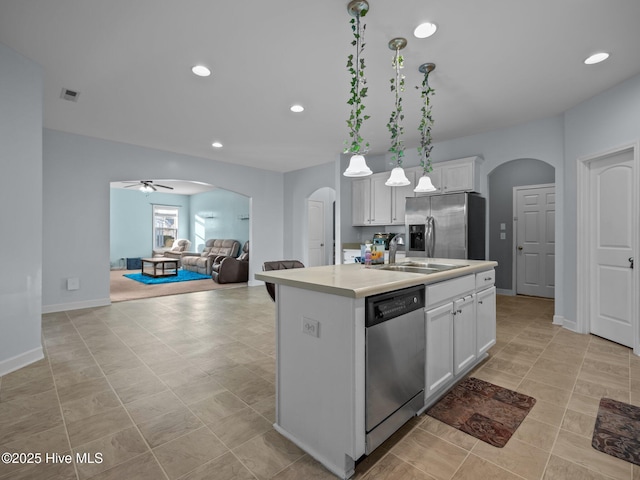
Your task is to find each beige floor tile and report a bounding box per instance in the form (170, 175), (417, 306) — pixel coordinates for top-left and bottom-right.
(560, 409), (597, 438)
(250, 394), (276, 423)
(0, 360), (52, 390)
(56, 376), (113, 405)
(53, 365), (105, 389)
(391, 428), (468, 480)
(271, 454), (340, 480)
(566, 392), (602, 417)
(125, 389), (186, 425)
(189, 390), (248, 425)
(153, 426), (228, 480)
(471, 437), (549, 480)
(177, 451), (256, 480)
(65, 405), (133, 447)
(482, 356), (532, 377)
(170, 376), (226, 405)
(358, 452), (436, 480)
(417, 416), (477, 451)
(452, 453), (522, 480)
(552, 428), (631, 480)
(524, 366), (576, 392)
(0, 404), (63, 445)
(73, 426), (149, 480)
(512, 416), (559, 451)
(209, 407), (273, 449)
(517, 378), (572, 407)
(573, 379), (630, 403)
(61, 389), (122, 423)
(472, 366), (522, 390)
(527, 398), (567, 427)
(0, 375), (55, 403)
(543, 453), (614, 479)
(137, 406), (203, 448)
(0, 458), (77, 480)
(232, 429), (305, 480)
(82, 452), (165, 480)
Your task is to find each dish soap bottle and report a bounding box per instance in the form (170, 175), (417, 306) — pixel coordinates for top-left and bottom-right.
(364, 245), (372, 267)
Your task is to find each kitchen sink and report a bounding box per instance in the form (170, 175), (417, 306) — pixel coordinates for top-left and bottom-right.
(377, 261), (467, 274)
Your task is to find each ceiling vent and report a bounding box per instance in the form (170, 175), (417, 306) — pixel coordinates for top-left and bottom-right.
(60, 88), (80, 102)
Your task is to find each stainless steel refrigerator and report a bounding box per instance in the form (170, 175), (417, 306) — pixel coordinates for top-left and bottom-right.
(405, 192), (486, 260)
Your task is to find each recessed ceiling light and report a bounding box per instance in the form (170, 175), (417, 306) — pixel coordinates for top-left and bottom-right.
(584, 52), (610, 65)
(191, 65), (211, 77)
(414, 22), (437, 39)
(290, 104), (304, 113)
(211, 142), (223, 148)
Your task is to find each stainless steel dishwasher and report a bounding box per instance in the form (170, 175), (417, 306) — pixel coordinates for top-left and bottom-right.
(365, 284), (425, 454)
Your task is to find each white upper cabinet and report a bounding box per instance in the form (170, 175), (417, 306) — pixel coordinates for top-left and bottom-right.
(351, 172), (392, 226)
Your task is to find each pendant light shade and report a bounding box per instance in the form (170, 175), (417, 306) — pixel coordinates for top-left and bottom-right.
(344, 154), (373, 177)
(385, 167), (410, 186)
(414, 175), (437, 193)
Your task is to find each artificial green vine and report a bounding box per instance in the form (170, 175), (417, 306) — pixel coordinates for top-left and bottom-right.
(345, 7), (369, 154)
(387, 49), (405, 164)
(417, 70), (435, 174)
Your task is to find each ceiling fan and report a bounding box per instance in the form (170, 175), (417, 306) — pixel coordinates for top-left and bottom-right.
(122, 180), (174, 193)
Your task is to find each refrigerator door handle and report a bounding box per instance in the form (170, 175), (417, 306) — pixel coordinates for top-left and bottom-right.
(426, 216), (435, 258)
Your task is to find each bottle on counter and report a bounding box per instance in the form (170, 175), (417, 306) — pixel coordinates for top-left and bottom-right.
(364, 245), (372, 266)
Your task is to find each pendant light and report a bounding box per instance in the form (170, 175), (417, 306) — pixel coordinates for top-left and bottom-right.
(414, 62), (437, 193)
(343, 0), (372, 177)
(385, 37), (410, 187)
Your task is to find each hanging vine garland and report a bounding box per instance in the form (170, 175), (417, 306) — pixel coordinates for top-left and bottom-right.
(417, 63), (436, 175)
(345, 0), (370, 155)
(387, 38), (407, 165)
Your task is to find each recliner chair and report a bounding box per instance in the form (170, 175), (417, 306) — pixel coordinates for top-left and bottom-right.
(212, 241), (249, 284)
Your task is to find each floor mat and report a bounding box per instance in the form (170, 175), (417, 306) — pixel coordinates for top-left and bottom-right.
(592, 397), (640, 466)
(426, 377), (536, 448)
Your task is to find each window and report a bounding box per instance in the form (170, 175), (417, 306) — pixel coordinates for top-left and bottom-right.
(153, 205), (179, 250)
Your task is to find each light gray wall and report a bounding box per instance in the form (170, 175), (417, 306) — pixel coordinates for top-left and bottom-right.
(563, 73), (640, 326)
(43, 129), (284, 312)
(0, 43), (43, 374)
(488, 159), (555, 291)
(283, 161), (337, 263)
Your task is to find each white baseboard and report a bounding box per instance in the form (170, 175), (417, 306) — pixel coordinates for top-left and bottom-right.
(42, 297), (111, 314)
(0, 346), (44, 377)
(561, 316), (578, 332)
(552, 314), (564, 326)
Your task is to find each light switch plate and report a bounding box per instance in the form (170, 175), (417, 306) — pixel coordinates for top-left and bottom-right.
(67, 277), (80, 290)
(500, 233), (506, 240)
(500, 223), (506, 230)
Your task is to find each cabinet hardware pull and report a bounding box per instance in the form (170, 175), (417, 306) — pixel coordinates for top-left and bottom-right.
(478, 300), (483, 304)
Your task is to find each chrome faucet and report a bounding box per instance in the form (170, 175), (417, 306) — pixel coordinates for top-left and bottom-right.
(388, 234), (405, 264)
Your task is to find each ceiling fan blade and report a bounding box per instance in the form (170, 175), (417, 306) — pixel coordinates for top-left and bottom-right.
(123, 184), (138, 188)
(150, 185), (157, 191)
(154, 184), (174, 190)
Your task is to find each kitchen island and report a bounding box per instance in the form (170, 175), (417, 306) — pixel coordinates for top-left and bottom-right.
(255, 258), (497, 479)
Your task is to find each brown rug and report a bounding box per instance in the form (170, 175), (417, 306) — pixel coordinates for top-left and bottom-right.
(427, 377), (536, 447)
(110, 269), (245, 302)
(592, 397), (640, 466)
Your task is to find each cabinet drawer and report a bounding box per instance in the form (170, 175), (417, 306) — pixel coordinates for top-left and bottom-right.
(475, 269), (495, 290)
(426, 275), (475, 307)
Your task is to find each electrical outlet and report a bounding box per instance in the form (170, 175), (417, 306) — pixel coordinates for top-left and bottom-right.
(500, 232), (506, 240)
(302, 318), (320, 338)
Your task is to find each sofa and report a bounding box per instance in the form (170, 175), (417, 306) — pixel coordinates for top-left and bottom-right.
(181, 239), (240, 275)
(153, 238), (191, 267)
(212, 241), (249, 284)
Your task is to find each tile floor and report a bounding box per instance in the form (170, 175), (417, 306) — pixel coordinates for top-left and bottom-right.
(0, 289), (639, 480)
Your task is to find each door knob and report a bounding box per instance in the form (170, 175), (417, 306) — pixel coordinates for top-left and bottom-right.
(630, 257), (634, 269)
(517, 246), (523, 251)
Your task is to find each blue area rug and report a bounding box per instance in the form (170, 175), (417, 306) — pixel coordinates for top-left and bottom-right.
(124, 269), (211, 285)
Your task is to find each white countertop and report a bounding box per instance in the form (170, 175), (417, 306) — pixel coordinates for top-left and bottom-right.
(254, 258), (497, 299)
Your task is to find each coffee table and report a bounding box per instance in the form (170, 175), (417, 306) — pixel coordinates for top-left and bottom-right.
(141, 258), (179, 278)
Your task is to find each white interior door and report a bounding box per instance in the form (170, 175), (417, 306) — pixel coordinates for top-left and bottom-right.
(515, 184), (555, 298)
(589, 151), (635, 347)
(308, 200), (324, 267)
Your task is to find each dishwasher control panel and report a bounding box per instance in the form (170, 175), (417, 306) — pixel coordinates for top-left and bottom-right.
(365, 285), (425, 327)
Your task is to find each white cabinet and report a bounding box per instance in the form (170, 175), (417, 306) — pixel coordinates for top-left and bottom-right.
(441, 159), (475, 193)
(476, 286), (496, 356)
(351, 173), (392, 226)
(391, 171), (417, 225)
(453, 295), (476, 374)
(425, 302), (454, 398)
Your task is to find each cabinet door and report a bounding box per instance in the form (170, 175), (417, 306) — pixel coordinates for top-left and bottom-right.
(391, 171), (416, 225)
(453, 295), (476, 375)
(425, 302), (454, 399)
(476, 287), (496, 356)
(370, 174), (392, 225)
(442, 161), (474, 193)
(351, 178), (370, 226)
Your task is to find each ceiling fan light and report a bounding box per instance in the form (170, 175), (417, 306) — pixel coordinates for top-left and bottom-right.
(140, 184), (154, 193)
(385, 167), (410, 187)
(344, 154), (373, 177)
(414, 22), (437, 39)
(414, 175), (437, 192)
